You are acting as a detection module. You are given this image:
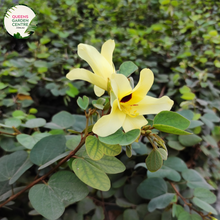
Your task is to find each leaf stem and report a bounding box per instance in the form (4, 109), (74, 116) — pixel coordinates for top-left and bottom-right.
(0, 136), (86, 208)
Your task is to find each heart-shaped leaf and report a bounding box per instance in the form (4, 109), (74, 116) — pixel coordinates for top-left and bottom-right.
(99, 129), (140, 145)
(118, 61), (138, 77)
(77, 96), (89, 110)
(29, 171), (89, 220)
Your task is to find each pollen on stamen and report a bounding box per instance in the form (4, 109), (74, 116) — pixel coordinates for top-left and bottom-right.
(120, 93), (132, 103)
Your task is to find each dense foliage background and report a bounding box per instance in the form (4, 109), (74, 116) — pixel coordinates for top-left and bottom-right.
(0, 0), (220, 219)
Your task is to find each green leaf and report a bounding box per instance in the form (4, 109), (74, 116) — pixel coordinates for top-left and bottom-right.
(85, 136), (104, 160)
(102, 142), (121, 156)
(12, 110), (25, 119)
(123, 209), (139, 220)
(85, 155), (126, 174)
(178, 211), (202, 220)
(92, 98), (106, 110)
(0, 82), (8, 90)
(51, 111), (75, 129)
(157, 148), (167, 160)
(148, 193), (175, 212)
(66, 83), (79, 98)
(77, 197), (96, 214)
(126, 145), (132, 158)
(182, 169), (214, 189)
(77, 96), (89, 110)
(0, 151), (28, 182)
(147, 165), (181, 182)
(153, 111), (191, 135)
(202, 113), (220, 122)
(192, 197), (217, 215)
(91, 206), (105, 220)
(38, 151), (70, 170)
(202, 135), (218, 148)
(99, 129), (140, 145)
(194, 188), (216, 204)
(137, 177), (167, 199)
(145, 149), (163, 172)
(29, 171), (89, 220)
(66, 135), (81, 150)
(168, 140), (185, 150)
(164, 157), (187, 172)
(9, 158), (33, 184)
(25, 16), (38, 33)
(159, 0), (170, 5)
(72, 158), (110, 191)
(181, 92), (196, 100)
(118, 61), (138, 77)
(178, 134), (202, 146)
(16, 133), (51, 149)
(172, 204), (185, 218)
(116, 198), (135, 208)
(30, 135), (66, 166)
(4, 118), (21, 128)
(24, 118), (46, 128)
(112, 176), (127, 188)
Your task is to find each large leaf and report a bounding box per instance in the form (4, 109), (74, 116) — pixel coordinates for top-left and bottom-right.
(145, 149), (163, 172)
(148, 193), (175, 212)
(192, 197), (217, 215)
(0, 151), (28, 182)
(182, 169), (214, 189)
(29, 171), (89, 220)
(23, 118), (46, 128)
(178, 211), (202, 220)
(153, 111), (191, 135)
(72, 158), (110, 191)
(30, 135), (66, 166)
(137, 177), (167, 199)
(99, 129), (140, 145)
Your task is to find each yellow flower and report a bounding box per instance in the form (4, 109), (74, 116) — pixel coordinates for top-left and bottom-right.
(93, 69), (174, 137)
(66, 39), (115, 97)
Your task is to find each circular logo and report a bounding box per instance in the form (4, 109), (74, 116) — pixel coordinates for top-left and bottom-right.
(4, 5), (37, 39)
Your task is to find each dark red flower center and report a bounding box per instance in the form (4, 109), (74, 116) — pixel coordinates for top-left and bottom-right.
(120, 93), (132, 103)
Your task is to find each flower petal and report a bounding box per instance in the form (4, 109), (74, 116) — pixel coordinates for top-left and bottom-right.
(111, 74), (132, 100)
(78, 43), (114, 78)
(93, 100), (126, 137)
(127, 68), (154, 105)
(122, 115), (148, 132)
(94, 85), (105, 97)
(132, 95), (174, 115)
(101, 39), (115, 68)
(66, 68), (107, 90)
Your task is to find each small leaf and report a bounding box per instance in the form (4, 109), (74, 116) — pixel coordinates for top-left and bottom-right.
(145, 149), (163, 172)
(30, 135), (66, 166)
(99, 129), (140, 145)
(118, 61), (138, 77)
(66, 135), (81, 150)
(123, 209), (139, 220)
(192, 197), (217, 215)
(4, 118), (21, 128)
(157, 148), (167, 160)
(16, 133), (51, 149)
(178, 134), (202, 146)
(24, 118), (46, 128)
(66, 83), (79, 98)
(147, 165), (181, 182)
(126, 145), (132, 158)
(168, 140), (185, 150)
(51, 111), (75, 129)
(72, 158), (110, 191)
(77, 96), (89, 110)
(164, 157), (187, 172)
(148, 193), (175, 212)
(153, 111), (191, 135)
